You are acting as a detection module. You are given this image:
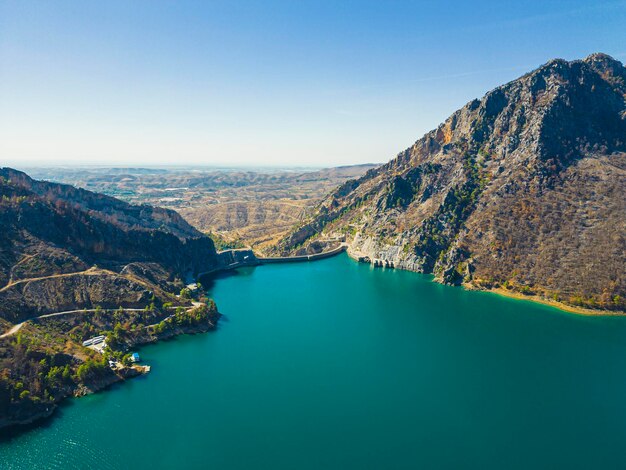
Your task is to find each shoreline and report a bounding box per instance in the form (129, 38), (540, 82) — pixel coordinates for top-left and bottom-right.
(340, 248), (624, 317)
(476, 286), (626, 317)
(256, 246), (624, 317)
(0, 364), (145, 435)
(0, 315), (218, 434)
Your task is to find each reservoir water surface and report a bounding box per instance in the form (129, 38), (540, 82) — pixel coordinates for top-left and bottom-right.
(3, 254), (626, 469)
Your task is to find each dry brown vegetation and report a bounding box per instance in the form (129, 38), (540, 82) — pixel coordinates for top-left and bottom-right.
(275, 53), (626, 313)
(27, 165), (377, 254)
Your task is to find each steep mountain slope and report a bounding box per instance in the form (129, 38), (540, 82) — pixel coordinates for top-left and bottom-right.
(274, 53), (626, 312)
(0, 168), (219, 323)
(0, 169), (227, 429)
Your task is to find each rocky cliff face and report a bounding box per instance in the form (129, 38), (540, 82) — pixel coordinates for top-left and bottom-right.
(274, 53), (626, 311)
(0, 168), (219, 322)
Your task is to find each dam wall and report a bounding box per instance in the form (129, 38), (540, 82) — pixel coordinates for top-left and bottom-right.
(257, 244), (346, 264)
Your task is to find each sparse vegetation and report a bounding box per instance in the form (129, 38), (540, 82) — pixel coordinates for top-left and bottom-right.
(274, 54), (626, 313)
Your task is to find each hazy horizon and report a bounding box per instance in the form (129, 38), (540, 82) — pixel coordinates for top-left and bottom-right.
(2, 160), (381, 172)
(2, 0), (625, 167)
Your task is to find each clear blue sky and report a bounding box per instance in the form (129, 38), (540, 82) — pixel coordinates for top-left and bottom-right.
(1, 0), (625, 167)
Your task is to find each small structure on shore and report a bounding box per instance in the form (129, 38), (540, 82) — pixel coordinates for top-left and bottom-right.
(130, 352), (140, 363)
(82, 335), (105, 347)
(83, 335), (107, 353)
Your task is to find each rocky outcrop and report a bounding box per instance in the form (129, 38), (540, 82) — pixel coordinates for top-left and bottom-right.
(275, 53), (626, 312)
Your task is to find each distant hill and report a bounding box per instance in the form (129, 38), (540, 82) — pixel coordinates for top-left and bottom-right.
(273, 53), (626, 312)
(0, 168), (219, 323)
(23, 164), (379, 253)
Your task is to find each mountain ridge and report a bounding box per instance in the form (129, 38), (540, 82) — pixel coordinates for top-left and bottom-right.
(0, 168), (225, 429)
(273, 53), (626, 312)
(0, 168), (220, 322)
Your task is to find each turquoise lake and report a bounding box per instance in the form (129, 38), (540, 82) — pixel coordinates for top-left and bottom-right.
(3, 253), (626, 469)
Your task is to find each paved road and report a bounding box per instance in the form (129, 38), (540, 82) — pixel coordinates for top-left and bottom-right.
(0, 267), (110, 293)
(0, 323), (23, 338)
(0, 308), (147, 339)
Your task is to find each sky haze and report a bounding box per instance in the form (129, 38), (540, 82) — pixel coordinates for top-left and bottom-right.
(1, 0), (625, 167)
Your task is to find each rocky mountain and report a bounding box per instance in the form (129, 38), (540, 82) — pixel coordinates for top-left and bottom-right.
(0, 168), (220, 323)
(0, 168), (231, 429)
(274, 53), (626, 312)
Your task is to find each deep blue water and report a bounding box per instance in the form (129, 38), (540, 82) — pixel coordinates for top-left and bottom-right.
(3, 253), (626, 469)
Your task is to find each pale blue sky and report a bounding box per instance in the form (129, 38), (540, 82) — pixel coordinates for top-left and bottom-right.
(1, 0), (625, 167)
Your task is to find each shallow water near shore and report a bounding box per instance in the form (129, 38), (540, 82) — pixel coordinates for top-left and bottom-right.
(3, 253), (626, 469)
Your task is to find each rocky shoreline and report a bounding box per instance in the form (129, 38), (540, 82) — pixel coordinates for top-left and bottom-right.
(273, 54), (626, 316)
(344, 239), (625, 316)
